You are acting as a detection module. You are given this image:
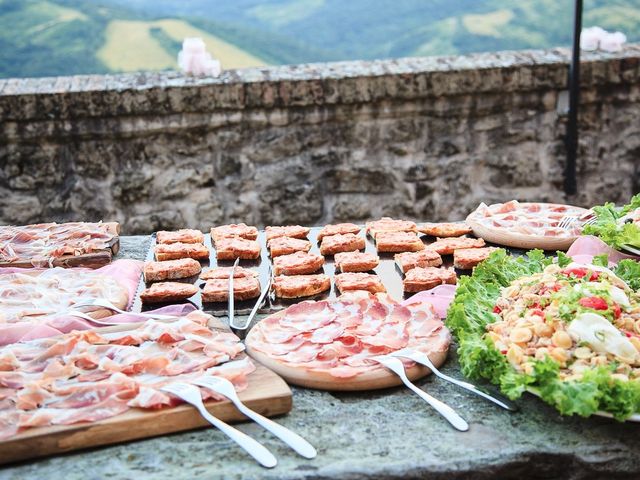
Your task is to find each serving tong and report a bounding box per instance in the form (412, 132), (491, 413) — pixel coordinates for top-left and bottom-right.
(229, 264), (273, 334)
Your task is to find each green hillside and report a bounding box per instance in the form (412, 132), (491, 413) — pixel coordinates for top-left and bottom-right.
(0, 0), (639, 78)
(0, 0), (330, 78)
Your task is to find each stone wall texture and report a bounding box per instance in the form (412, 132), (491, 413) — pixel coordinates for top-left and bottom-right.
(1, 46), (639, 234)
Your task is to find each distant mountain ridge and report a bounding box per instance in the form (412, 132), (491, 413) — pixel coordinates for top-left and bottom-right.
(0, 0), (638, 78)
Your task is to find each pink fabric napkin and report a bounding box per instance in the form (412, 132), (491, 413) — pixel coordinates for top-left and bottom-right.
(567, 236), (639, 265)
(0, 304), (198, 347)
(96, 259), (144, 308)
(402, 284), (458, 319)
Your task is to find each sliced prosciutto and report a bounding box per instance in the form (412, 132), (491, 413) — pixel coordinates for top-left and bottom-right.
(0, 266), (138, 346)
(467, 201), (588, 238)
(0, 222), (117, 266)
(0, 311), (254, 439)
(247, 291), (451, 379)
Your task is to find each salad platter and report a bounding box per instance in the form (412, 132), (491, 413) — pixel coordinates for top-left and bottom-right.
(447, 247), (640, 421)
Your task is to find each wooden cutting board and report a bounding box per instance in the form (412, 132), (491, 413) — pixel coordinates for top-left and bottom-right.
(0, 318), (292, 465)
(0, 222), (120, 269)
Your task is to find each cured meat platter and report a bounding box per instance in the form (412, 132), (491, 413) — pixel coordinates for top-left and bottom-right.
(0, 222), (121, 269)
(466, 201), (588, 250)
(134, 226), (472, 317)
(0, 317), (292, 465)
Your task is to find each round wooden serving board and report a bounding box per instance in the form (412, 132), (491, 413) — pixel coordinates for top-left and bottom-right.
(466, 202), (588, 251)
(246, 327), (448, 391)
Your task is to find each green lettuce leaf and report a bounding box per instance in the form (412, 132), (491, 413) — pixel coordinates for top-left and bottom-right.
(446, 249), (640, 420)
(584, 194), (640, 249)
(614, 259), (640, 291)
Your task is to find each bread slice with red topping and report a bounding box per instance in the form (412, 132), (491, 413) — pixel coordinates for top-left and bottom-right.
(200, 266), (258, 280)
(427, 237), (485, 255)
(140, 282), (198, 304)
(319, 233), (365, 255)
(317, 223), (361, 240)
(273, 251), (325, 276)
(154, 242), (209, 261)
(453, 247), (498, 270)
(265, 225), (310, 241)
(394, 250), (442, 273)
(201, 276), (261, 302)
(144, 258), (202, 282)
(156, 229), (205, 245)
(403, 267), (457, 293)
(273, 274), (331, 298)
(215, 236), (261, 260)
(268, 237), (312, 257)
(211, 224), (259, 243)
(365, 217), (417, 239)
(375, 231), (425, 253)
(335, 272), (386, 294)
(418, 222), (472, 238)
(334, 251), (379, 273)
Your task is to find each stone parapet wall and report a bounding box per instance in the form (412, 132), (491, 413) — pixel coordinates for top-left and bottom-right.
(1, 46), (639, 233)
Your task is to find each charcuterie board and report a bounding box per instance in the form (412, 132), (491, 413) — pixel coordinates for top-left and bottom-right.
(0, 317), (292, 465)
(0, 222), (120, 269)
(466, 202), (588, 250)
(134, 226), (471, 317)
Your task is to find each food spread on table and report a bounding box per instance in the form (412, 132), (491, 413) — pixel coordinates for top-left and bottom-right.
(2, 196), (640, 465)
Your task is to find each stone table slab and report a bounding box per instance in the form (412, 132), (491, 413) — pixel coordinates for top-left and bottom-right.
(1, 236), (639, 480)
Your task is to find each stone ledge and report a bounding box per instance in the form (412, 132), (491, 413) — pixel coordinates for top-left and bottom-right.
(0, 45), (638, 121)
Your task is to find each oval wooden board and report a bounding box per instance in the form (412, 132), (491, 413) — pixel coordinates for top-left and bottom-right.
(466, 203), (588, 251)
(246, 328), (448, 391)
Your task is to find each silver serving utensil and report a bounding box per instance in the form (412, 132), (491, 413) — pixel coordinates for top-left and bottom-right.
(228, 257), (240, 328)
(160, 382), (277, 468)
(63, 310), (124, 326)
(194, 376), (316, 459)
(620, 244), (640, 256)
(390, 349), (517, 411)
(71, 298), (177, 320)
(230, 265), (272, 331)
(371, 356), (469, 431)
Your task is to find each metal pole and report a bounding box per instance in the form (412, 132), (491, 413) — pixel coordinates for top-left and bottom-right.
(564, 0), (582, 195)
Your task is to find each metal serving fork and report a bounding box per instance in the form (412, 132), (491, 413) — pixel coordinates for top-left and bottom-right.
(160, 382), (277, 468)
(558, 210), (596, 230)
(370, 356), (469, 431)
(390, 349), (517, 411)
(194, 376), (316, 459)
(71, 298), (178, 320)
